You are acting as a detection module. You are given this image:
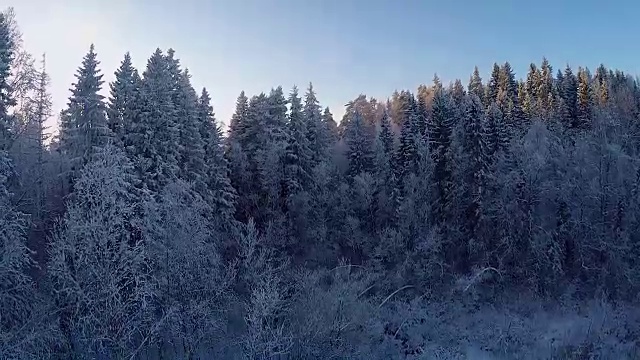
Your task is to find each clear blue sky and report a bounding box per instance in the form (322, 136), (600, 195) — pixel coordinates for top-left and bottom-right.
(7, 0), (640, 131)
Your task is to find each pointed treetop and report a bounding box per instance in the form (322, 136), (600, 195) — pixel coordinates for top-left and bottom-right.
(433, 73), (442, 90)
(200, 87), (211, 103)
(468, 66), (484, 101)
(288, 86), (303, 121)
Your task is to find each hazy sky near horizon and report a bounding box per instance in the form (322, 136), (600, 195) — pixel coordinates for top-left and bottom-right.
(5, 0), (640, 130)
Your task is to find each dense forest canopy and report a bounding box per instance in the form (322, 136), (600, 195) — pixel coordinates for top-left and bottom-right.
(2, 7), (640, 359)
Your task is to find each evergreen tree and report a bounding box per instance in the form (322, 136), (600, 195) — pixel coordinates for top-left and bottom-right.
(227, 91), (249, 147)
(243, 93), (270, 159)
(138, 48), (180, 192)
(373, 110), (399, 227)
(226, 91), (251, 221)
(107, 52), (140, 148)
(378, 110), (395, 161)
(266, 86), (288, 145)
(486, 63), (501, 103)
(345, 110), (374, 177)
(174, 68), (207, 191)
(451, 79), (466, 105)
(555, 68), (564, 97)
(0, 12), (15, 150)
(303, 82), (325, 165)
(322, 106), (338, 144)
(576, 68), (592, 128)
(58, 44), (109, 186)
(594, 64), (610, 106)
(538, 57), (554, 112)
(415, 96), (429, 138)
(244, 92), (285, 226)
(460, 94), (490, 258)
(196, 88), (236, 220)
(430, 78), (455, 225)
(517, 80), (527, 116)
(486, 102), (510, 155)
(468, 66), (484, 105)
(524, 63), (541, 117)
(163, 50), (206, 187)
(498, 62), (517, 106)
(284, 86), (311, 198)
(396, 91), (420, 179)
(560, 65), (578, 127)
(498, 61), (524, 128)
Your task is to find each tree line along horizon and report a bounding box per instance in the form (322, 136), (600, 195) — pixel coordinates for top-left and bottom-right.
(3, 7), (640, 358)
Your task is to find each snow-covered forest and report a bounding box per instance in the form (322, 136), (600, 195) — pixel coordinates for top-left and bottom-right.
(2, 7), (640, 359)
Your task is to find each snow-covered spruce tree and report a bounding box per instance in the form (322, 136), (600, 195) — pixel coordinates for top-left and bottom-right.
(576, 67), (592, 129)
(468, 66), (485, 106)
(303, 82), (326, 166)
(48, 144), (153, 358)
(485, 63), (501, 104)
(450, 79), (466, 106)
(163, 49), (206, 193)
(429, 76), (455, 227)
(144, 179), (234, 358)
(460, 94), (491, 268)
(485, 102), (510, 157)
(138, 48), (180, 193)
(226, 90), (249, 149)
(174, 68), (207, 195)
(345, 110), (374, 178)
(498, 61), (526, 131)
(373, 110), (399, 229)
(284, 86), (311, 198)
(283, 86), (313, 248)
(415, 95), (429, 138)
(558, 65), (578, 128)
(107, 52), (141, 149)
(58, 44), (109, 188)
(196, 87), (236, 223)
(322, 106), (339, 145)
(396, 91), (419, 181)
(537, 58), (555, 118)
(241, 93), (270, 160)
(266, 86), (288, 146)
(523, 63), (541, 118)
(108, 53), (149, 193)
(226, 91), (252, 222)
(245, 90), (287, 228)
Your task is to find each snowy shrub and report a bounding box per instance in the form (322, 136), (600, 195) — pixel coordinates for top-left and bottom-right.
(288, 263), (379, 359)
(235, 220), (293, 359)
